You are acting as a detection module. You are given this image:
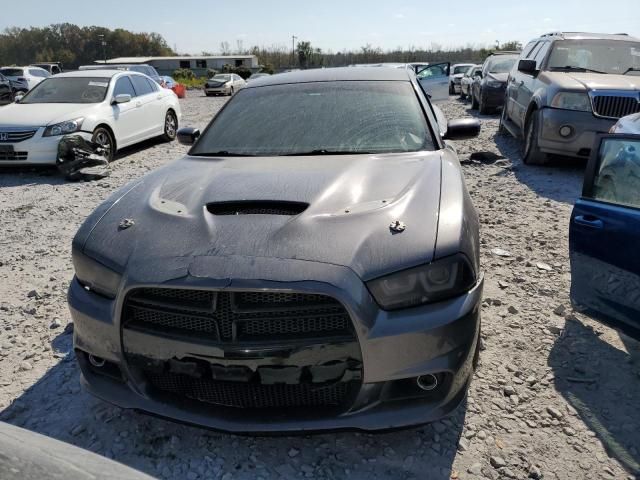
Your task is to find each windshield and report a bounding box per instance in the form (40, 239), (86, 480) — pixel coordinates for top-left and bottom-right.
(191, 81), (434, 156)
(212, 75), (231, 82)
(453, 65), (471, 75)
(487, 56), (518, 73)
(547, 40), (640, 75)
(0, 68), (24, 77)
(20, 77), (110, 104)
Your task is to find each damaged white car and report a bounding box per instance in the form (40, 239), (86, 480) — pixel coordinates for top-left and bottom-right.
(0, 70), (181, 164)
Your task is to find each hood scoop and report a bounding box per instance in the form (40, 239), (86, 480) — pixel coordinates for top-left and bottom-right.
(206, 200), (309, 216)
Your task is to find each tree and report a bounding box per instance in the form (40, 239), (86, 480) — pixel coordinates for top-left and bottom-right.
(497, 40), (523, 52)
(220, 41), (231, 55)
(296, 41), (313, 68)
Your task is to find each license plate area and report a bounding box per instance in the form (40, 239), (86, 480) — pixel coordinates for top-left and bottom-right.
(0, 145), (14, 153)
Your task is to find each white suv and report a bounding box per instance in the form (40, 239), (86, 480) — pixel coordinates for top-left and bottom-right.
(0, 66), (51, 91)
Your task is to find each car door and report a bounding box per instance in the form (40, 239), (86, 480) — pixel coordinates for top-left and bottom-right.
(130, 74), (162, 138)
(416, 63), (450, 102)
(514, 42), (550, 128)
(569, 134), (640, 338)
(506, 42), (536, 126)
(110, 75), (142, 146)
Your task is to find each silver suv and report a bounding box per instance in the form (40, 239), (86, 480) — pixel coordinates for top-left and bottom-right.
(500, 32), (640, 165)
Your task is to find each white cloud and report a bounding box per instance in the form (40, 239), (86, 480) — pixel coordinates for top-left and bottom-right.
(543, 18), (552, 23)
(394, 13), (405, 19)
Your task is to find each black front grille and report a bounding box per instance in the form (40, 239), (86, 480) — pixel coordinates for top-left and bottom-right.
(123, 289), (354, 342)
(145, 371), (356, 409)
(592, 94), (640, 119)
(0, 151), (28, 161)
(0, 130), (37, 143)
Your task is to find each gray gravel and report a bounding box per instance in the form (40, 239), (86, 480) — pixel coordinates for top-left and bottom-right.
(1, 92), (639, 480)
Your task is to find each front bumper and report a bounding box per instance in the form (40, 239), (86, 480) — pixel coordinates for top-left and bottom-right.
(538, 107), (616, 158)
(68, 257), (483, 433)
(0, 128), (92, 165)
(204, 86), (231, 95)
(480, 85), (507, 108)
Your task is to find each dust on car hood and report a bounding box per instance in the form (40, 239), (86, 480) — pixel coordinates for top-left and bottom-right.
(81, 152), (444, 281)
(544, 71), (640, 91)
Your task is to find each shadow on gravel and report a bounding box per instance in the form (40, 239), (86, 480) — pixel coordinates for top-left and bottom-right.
(492, 132), (587, 205)
(1, 335), (467, 480)
(549, 317), (640, 475)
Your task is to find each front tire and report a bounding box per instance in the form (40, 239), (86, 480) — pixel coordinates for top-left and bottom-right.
(523, 111), (548, 165)
(478, 94), (491, 115)
(92, 127), (115, 162)
(470, 89), (479, 110)
(162, 110), (178, 141)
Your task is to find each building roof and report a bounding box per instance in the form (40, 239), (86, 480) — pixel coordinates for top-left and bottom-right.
(246, 67), (412, 88)
(98, 55), (257, 64)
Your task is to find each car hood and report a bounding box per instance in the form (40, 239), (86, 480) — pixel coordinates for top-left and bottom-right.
(486, 72), (509, 83)
(543, 72), (640, 91)
(81, 152), (444, 281)
(0, 103), (100, 127)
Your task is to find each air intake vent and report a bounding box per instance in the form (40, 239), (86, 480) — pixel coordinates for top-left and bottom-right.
(206, 201), (308, 216)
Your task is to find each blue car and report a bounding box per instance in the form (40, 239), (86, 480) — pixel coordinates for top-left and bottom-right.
(570, 119), (640, 339)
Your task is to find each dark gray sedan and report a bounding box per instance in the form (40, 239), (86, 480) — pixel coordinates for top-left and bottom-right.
(68, 67), (483, 432)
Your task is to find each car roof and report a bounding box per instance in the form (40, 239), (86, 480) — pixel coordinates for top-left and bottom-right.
(53, 70), (136, 79)
(536, 32), (640, 42)
(246, 67), (412, 88)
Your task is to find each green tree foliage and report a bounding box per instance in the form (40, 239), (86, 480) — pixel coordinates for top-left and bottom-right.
(173, 68), (195, 80)
(221, 64), (252, 79)
(0, 23), (173, 69)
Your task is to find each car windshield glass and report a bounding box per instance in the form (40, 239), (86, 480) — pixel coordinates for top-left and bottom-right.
(191, 81), (434, 156)
(487, 57), (517, 73)
(20, 77), (110, 104)
(453, 66), (470, 74)
(547, 40), (640, 75)
(212, 75), (231, 81)
(0, 68), (24, 77)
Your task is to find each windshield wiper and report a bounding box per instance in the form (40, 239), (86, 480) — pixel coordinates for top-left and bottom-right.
(192, 151), (257, 157)
(550, 66), (607, 74)
(280, 149), (377, 156)
(622, 67), (640, 75)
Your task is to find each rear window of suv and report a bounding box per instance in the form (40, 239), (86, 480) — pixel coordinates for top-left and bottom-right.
(0, 68), (24, 77)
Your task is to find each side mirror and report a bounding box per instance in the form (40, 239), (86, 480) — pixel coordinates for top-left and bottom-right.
(112, 94), (131, 104)
(474, 71), (483, 79)
(177, 127), (201, 146)
(518, 59), (537, 75)
(443, 118), (481, 140)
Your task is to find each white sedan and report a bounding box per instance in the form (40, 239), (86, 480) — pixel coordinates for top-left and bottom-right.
(0, 70), (181, 165)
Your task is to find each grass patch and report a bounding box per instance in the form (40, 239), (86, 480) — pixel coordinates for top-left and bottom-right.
(175, 77), (207, 89)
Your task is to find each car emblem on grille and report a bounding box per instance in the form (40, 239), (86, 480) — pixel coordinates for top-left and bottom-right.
(0, 132), (7, 141)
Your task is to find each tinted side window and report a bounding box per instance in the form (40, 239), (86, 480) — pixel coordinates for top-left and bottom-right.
(145, 77), (159, 91)
(533, 42), (551, 69)
(29, 69), (49, 77)
(521, 41), (538, 59)
(589, 137), (640, 209)
(130, 75), (153, 96)
(113, 76), (137, 97)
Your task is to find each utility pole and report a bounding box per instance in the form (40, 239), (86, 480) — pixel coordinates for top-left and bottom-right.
(98, 34), (107, 63)
(292, 35), (297, 67)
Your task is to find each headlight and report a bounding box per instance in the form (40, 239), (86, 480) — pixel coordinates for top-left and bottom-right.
(367, 254), (476, 310)
(485, 80), (503, 88)
(43, 118), (84, 137)
(551, 92), (592, 112)
(73, 251), (122, 299)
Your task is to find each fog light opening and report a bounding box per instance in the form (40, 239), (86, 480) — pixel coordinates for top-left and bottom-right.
(416, 374), (439, 391)
(89, 355), (106, 368)
(559, 125), (573, 137)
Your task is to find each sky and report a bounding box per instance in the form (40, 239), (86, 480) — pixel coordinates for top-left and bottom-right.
(3, 0), (639, 54)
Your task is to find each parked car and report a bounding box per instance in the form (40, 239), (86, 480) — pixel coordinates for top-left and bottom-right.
(161, 76), (177, 89)
(30, 62), (63, 75)
(0, 70), (180, 164)
(470, 52), (519, 114)
(460, 65), (482, 99)
(449, 63), (475, 94)
(68, 67), (483, 433)
(0, 66), (50, 91)
(569, 114), (640, 339)
(501, 32), (640, 165)
(79, 64), (164, 86)
(0, 73), (13, 105)
(247, 72), (271, 82)
(204, 73), (246, 96)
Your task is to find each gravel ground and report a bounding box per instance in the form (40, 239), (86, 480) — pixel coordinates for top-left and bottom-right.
(1, 92), (639, 480)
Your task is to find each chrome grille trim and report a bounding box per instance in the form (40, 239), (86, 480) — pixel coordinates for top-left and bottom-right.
(0, 128), (38, 143)
(589, 91), (640, 119)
